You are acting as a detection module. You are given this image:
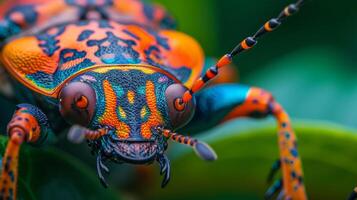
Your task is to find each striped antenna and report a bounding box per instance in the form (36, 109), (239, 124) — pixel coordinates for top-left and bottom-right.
(177, 0), (304, 105)
(159, 128), (217, 161)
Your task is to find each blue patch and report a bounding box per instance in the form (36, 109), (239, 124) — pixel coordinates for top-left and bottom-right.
(77, 30), (94, 41)
(26, 71), (54, 89)
(197, 84), (250, 115)
(0, 21), (21, 40)
(87, 31), (141, 64)
(291, 171), (297, 179)
(160, 13), (177, 29)
(143, 2), (154, 20)
(59, 48), (86, 63)
(285, 132), (290, 139)
(98, 20), (113, 29)
(37, 26), (66, 56)
(281, 122), (287, 128)
(290, 148), (298, 157)
(8, 170), (14, 182)
(5, 5), (38, 25)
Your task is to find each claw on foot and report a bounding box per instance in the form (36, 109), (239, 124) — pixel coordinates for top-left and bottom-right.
(96, 154), (109, 187)
(157, 154), (170, 188)
(267, 159), (281, 183)
(265, 179), (283, 200)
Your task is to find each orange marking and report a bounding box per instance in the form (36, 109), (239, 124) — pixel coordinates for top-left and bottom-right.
(240, 39), (250, 50)
(9, 12), (25, 26)
(264, 21), (273, 31)
(216, 54), (232, 68)
(221, 88), (307, 199)
(100, 80), (130, 138)
(8, 109), (41, 143)
(0, 128), (25, 200)
(159, 30), (205, 87)
(141, 81), (164, 139)
(206, 69), (216, 79)
(127, 90), (135, 104)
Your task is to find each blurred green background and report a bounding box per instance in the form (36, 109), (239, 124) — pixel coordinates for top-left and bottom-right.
(155, 0), (357, 128)
(4, 0), (357, 200)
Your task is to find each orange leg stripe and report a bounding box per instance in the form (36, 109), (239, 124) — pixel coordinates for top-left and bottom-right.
(206, 69), (217, 79)
(264, 21), (273, 31)
(240, 39), (251, 50)
(216, 54), (232, 68)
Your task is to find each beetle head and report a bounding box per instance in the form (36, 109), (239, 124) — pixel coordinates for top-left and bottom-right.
(58, 66), (196, 163)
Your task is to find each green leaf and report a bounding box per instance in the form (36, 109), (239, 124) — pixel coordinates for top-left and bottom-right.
(0, 136), (119, 200)
(246, 47), (357, 129)
(144, 120), (357, 200)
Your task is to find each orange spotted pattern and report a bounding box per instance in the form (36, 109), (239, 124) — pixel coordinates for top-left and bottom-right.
(223, 88), (307, 200)
(141, 81), (164, 139)
(99, 80), (130, 139)
(0, 21), (204, 97)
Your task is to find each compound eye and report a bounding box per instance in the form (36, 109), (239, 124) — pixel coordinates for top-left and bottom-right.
(59, 82), (96, 126)
(165, 84), (196, 129)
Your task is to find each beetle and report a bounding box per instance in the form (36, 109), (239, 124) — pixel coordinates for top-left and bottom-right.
(0, 0), (307, 199)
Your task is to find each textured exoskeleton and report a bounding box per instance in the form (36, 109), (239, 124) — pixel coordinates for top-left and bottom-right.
(0, 0), (307, 200)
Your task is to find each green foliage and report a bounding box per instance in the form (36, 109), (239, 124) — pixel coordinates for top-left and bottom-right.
(247, 47), (357, 129)
(145, 120), (357, 200)
(0, 136), (119, 200)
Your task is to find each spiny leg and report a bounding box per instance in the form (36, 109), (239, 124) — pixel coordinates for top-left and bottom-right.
(267, 159), (281, 183)
(157, 154), (171, 188)
(226, 87), (306, 200)
(96, 153), (109, 188)
(0, 104), (53, 200)
(67, 125), (109, 187)
(185, 84), (307, 200)
(154, 127), (217, 188)
(265, 179), (283, 200)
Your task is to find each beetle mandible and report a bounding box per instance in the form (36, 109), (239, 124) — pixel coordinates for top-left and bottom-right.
(0, 0), (306, 199)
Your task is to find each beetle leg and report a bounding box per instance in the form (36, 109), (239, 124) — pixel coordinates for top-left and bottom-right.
(265, 179), (283, 200)
(186, 84), (307, 200)
(99, 160), (110, 175)
(157, 154), (171, 188)
(96, 153), (109, 188)
(0, 104), (53, 200)
(267, 159), (281, 183)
